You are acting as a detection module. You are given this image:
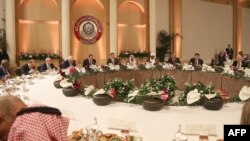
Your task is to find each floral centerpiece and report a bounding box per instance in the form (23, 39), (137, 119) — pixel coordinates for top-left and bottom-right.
(103, 79), (135, 102)
(127, 76), (177, 105)
(179, 82), (228, 110)
(202, 64), (215, 72)
(202, 88), (229, 110)
(182, 64), (195, 71)
(126, 76), (176, 111)
(59, 67), (83, 96)
(179, 82), (215, 106)
(81, 85), (96, 97)
(19, 52), (61, 60)
(228, 86), (250, 103)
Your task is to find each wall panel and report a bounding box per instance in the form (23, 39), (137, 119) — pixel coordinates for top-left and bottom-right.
(182, 0), (233, 63)
(242, 7), (250, 54)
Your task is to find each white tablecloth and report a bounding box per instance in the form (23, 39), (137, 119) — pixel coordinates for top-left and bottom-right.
(4, 75), (244, 141)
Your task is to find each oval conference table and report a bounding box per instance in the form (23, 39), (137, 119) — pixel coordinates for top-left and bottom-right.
(2, 69), (246, 141)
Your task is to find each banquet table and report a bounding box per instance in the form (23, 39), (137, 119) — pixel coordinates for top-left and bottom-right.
(7, 74), (244, 141)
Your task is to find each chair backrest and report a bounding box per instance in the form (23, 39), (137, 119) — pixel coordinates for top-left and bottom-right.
(37, 65), (42, 72)
(15, 67), (22, 76)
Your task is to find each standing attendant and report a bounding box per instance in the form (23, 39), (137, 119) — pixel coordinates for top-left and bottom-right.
(225, 44), (234, 60)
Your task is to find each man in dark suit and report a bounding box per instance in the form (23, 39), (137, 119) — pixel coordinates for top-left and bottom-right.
(0, 47), (9, 64)
(189, 53), (203, 66)
(231, 55), (247, 70)
(60, 56), (76, 69)
(225, 44), (234, 60)
(21, 59), (36, 75)
(167, 53), (181, 65)
(107, 53), (119, 65)
(40, 57), (57, 72)
(82, 54), (96, 68)
(0, 59), (10, 79)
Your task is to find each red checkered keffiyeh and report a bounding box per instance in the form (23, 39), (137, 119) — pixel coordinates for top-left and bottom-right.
(8, 107), (69, 141)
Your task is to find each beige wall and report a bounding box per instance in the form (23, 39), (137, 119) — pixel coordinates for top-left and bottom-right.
(242, 7), (250, 54)
(0, 0), (5, 29)
(156, 0), (169, 36)
(182, 0), (233, 63)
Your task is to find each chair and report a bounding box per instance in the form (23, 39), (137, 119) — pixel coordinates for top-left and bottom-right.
(37, 65), (42, 72)
(15, 67), (22, 76)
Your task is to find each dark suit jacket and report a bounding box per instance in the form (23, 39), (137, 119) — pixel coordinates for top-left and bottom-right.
(60, 60), (76, 69)
(0, 51), (9, 63)
(167, 57), (181, 65)
(21, 64), (35, 75)
(107, 58), (119, 65)
(82, 59), (96, 68)
(0, 67), (9, 79)
(189, 58), (203, 66)
(231, 60), (246, 68)
(226, 47), (234, 59)
(40, 63), (57, 72)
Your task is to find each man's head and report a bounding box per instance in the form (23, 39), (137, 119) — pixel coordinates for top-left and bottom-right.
(45, 57), (52, 65)
(28, 59), (36, 68)
(228, 44), (231, 48)
(67, 56), (74, 64)
(1, 60), (9, 69)
(110, 53), (115, 59)
(194, 53), (200, 60)
(89, 54), (93, 60)
(0, 96), (26, 141)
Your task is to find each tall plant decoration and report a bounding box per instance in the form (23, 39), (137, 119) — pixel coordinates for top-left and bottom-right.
(156, 30), (171, 62)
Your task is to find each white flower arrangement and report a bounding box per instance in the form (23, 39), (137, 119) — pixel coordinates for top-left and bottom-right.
(182, 64), (194, 71)
(162, 63), (175, 70)
(126, 63), (137, 70)
(127, 90), (139, 102)
(60, 79), (72, 88)
(244, 69), (250, 78)
(186, 89), (201, 104)
(55, 74), (64, 81)
(239, 86), (250, 101)
(145, 62), (154, 69)
(223, 66), (234, 75)
(89, 65), (102, 72)
(81, 67), (86, 73)
(202, 64), (215, 72)
(204, 93), (217, 99)
(108, 65), (120, 71)
(93, 89), (106, 95)
(84, 85), (96, 96)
